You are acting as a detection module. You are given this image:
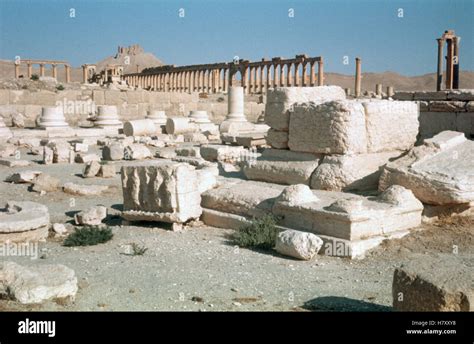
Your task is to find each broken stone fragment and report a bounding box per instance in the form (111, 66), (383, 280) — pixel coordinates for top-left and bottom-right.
(63, 182), (108, 196)
(274, 184), (319, 206)
(52, 223), (68, 236)
(102, 143), (124, 161)
(0, 261), (78, 304)
(97, 164), (116, 178)
(392, 254), (473, 311)
(75, 153), (101, 164)
(275, 229), (323, 260)
(74, 206), (107, 226)
(31, 174), (60, 193)
(5, 170), (42, 184)
(123, 144), (152, 160)
(82, 161), (101, 178)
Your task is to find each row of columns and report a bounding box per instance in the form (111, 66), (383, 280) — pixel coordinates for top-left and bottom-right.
(14, 62), (71, 82)
(124, 58), (324, 94)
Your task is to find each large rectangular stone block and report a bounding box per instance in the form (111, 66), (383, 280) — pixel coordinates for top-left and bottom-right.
(265, 86), (346, 131)
(288, 100), (367, 154)
(121, 161), (202, 223)
(418, 111), (457, 139)
(361, 100), (419, 152)
(266, 129), (289, 149)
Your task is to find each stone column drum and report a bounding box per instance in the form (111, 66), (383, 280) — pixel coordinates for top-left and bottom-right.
(38, 107), (70, 129)
(123, 119), (157, 137)
(94, 105), (122, 128)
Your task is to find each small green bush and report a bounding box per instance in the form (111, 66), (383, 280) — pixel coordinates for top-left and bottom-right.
(56, 84), (65, 91)
(31, 74), (39, 81)
(63, 226), (113, 247)
(232, 214), (279, 250)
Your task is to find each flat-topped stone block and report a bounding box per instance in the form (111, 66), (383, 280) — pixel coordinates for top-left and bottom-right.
(121, 161), (202, 223)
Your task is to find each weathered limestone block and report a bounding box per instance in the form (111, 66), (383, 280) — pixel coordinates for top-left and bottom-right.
(288, 100), (367, 154)
(196, 165), (219, 193)
(97, 164), (116, 178)
(63, 183), (108, 196)
(201, 180), (284, 218)
(265, 86), (346, 131)
(200, 144), (246, 163)
(243, 149), (321, 185)
(361, 100), (419, 152)
(244, 159), (320, 186)
(418, 111), (457, 139)
(5, 171), (42, 184)
(428, 101), (467, 112)
(175, 145), (201, 158)
(31, 174), (60, 193)
(0, 262), (78, 304)
(447, 89), (474, 101)
(310, 151), (403, 191)
(75, 153), (101, 164)
(0, 158), (30, 167)
(102, 143), (124, 161)
(121, 162), (202, 223)
(74, 206), (107, 226)
(266, 129), (289, 149)
(47, 141), (73, 163)
(82, 161), (101, 178)
(123, 144), (152, 160)
(0, 144), (16, 158)
(74, 143), (89, 153)
(379, 131), (474, 205)
(392, 254), (473, 311)
(275, 229), (323, 260)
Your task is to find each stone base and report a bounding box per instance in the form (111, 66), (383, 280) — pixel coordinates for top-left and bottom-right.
(202, 179), (423, 241)
(219, 120), (255, 134)
(201, 208), (410, 259)
(0, 226), (48, 244)
(244, 159), (320, 185)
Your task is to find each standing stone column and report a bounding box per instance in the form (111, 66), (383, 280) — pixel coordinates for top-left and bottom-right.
(52, 64), (58, 79)
(294, 62), (300, 86)
(39, 64), (45, 77)
(436, 38), (444, 91)
(446, 39), (454, 90)
(242, 68), (249, 94)
(81, 65), (88, 83)
(258, 66), (264, 93)
(14, 63), (20, 78)
(355, 57), (362, 98)
(220, 86), (253, 134)
(453, 36), (460, 89)
(310, 62), (315, 86)
(279, 64), (284, 86)
(317, 58), (324, 86)
(223, 69), (228, 92)
(27, 63), (32, 78)
(387, 86), (394, 97)
(249, 67), (255, 93)
(65, 65), (71, 83)
(286, 64), (292, 86)
(375, 83), (382, 96)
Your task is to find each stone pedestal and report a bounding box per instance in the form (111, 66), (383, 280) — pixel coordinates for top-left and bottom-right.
(0, 117), (13, 138)
(220, 86), (254, 134)
(146, 110), (167, 126)
(38, 107), (70, 130)
(94, 105), (122, 128)
(189, 111), (218, 134)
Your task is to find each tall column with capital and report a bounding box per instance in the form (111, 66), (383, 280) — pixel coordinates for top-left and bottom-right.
(436, 38), (444, 91)
(39, 64), (45, 77)
(446, 39), (454, 89)
(453, 36), (460, 89)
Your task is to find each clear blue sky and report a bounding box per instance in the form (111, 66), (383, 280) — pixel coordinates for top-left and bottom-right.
(0, 0), (472, 75)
